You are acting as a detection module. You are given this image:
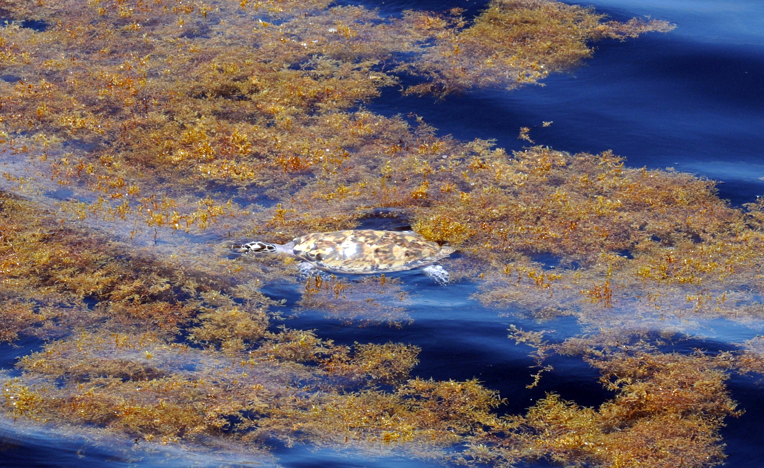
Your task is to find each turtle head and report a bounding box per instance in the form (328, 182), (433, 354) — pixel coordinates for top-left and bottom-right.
(235, 241), (278, 254)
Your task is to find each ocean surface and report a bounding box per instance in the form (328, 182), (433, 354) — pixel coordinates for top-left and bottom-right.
(1, 0), (764, 466)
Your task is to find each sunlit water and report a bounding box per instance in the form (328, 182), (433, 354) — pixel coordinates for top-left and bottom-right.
(2, 0), (764, 466)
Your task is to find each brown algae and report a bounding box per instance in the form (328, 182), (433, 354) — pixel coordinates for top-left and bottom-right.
(1, 0), (761, 467)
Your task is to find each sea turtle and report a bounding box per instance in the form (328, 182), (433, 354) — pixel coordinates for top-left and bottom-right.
(236, 229), (455, 284)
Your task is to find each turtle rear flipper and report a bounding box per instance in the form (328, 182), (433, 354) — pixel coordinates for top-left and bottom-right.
(423, 265), (449, 285)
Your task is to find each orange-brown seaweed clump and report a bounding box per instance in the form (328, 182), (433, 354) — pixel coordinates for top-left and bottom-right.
(466, 350), (738, 468)
(0, 0), (672, 238)
(400, 0), (673, 95)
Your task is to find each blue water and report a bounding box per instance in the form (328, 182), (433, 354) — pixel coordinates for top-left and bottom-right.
(369, 0), (764, 206)
(3, 0), (764, 466)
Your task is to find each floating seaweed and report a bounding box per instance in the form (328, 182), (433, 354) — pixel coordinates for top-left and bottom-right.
(3, 0), (759, 467)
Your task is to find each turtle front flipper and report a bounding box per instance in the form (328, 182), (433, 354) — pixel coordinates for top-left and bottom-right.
(298, 261), (335, 282)
(422, 265), (449, 285)
(298, 261), (319, 278)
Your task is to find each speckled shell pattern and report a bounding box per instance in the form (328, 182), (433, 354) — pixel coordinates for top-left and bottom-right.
(291, 230), (454, 274)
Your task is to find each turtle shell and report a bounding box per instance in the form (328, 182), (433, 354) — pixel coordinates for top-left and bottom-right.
(291, 230), (454, 274)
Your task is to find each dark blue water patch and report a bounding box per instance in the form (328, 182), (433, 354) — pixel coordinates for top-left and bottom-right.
(514, 460), (557, 468)
(642, 43), (764, 114)
(715, 180), (764, 207)
(414, 323), (609, 411)
(528, 252), (563, 270)
(260, 279), (309, 308)
(19, 19), (47, 32)
(0, 337), (46, 375)
(528, 352), (611, 409)
(720, 371), (764, 467)
(0, 19), (48, 32)
(0, 75), (21, 83)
